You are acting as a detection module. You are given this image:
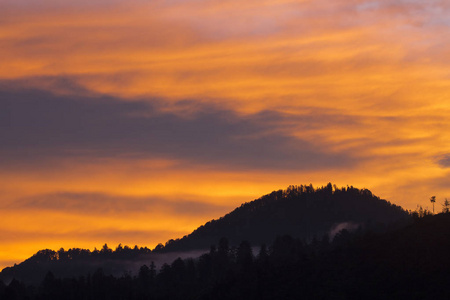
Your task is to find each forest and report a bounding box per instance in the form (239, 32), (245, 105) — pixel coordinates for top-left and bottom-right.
(1, 184), (448, 299)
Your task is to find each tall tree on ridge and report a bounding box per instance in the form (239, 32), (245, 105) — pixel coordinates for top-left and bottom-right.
(430, 196), (436, 213)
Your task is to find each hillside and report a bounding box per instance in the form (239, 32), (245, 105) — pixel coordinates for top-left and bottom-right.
(0, 183), (409, 284)
(159, 183), (408, 252)
(3, 212), (450, 299)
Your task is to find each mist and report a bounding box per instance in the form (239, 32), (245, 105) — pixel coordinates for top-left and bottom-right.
(329, 222), (360, 239)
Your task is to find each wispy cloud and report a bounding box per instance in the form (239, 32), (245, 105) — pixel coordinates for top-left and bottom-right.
(9, 192), (232, 217)
(436, 154), (450, 168)
(0, 81), (355, 171)
(1, 0), (450, 269)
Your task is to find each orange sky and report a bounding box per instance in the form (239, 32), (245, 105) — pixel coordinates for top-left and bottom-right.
(1, 0), (450, 269)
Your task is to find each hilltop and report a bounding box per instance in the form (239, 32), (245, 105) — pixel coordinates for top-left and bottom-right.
(0, 183), (409, 284)
(159, 183), (408, 252)
(2, 208), (450, 299)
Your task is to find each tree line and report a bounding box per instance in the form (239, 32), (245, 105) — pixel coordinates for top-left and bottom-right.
(3, 212), (450, 299)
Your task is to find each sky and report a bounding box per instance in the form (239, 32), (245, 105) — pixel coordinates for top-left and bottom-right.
(1, 0), (450, 269)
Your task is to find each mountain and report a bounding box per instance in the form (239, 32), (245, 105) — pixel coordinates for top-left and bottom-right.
(158, 183), (408, 252)
(3, 210), (450, 299)
(0, 183), (409, 284)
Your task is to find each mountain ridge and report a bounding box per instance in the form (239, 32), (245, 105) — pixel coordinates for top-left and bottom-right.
(158, 183), (408, 252)
(0, 183), (409, 284)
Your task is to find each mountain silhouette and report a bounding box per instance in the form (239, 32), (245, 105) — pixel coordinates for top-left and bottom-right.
(158, 183), (408, 252)
(3, 204), (449, 299)
(0, 183), (408, 284)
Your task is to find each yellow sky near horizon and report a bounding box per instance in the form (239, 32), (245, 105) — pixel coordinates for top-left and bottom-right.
(1, 0), (450, 269)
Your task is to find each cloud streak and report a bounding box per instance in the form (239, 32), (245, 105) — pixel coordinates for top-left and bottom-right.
(0, 81), (355, 171)
(8, 192), (233, 217)
(437, 154), (450, 168)
(1, 0), (450, 270)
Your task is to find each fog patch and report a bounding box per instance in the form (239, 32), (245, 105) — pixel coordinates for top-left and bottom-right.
(0, 249), (211, 285)
(329, 222), (360, 239)
(115, 249), (210, 276)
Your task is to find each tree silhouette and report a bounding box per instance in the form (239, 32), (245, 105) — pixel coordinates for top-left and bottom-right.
(430, 196), (436, 213)
(442, 198), (450, 213)
(7, 214), (450, 300)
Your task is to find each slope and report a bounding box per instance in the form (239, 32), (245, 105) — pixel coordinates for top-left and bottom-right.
(159, 183), (408, 252)
(0, 183), (409, 284)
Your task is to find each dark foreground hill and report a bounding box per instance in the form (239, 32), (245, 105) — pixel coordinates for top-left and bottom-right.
(2, 213), (450, 299)
(159, 183), (408, 252)
(0, 183), (408, 285)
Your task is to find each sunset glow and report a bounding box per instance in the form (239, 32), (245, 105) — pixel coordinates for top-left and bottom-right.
(1, 0), (450, 269)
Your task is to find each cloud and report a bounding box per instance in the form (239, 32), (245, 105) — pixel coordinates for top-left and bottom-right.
(0, 0), (449, 273)
(8, 192), (232, 217)
(0, 80), (356, 171)
(437, 154), (450, 168)
(0, 228), (176, 244)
